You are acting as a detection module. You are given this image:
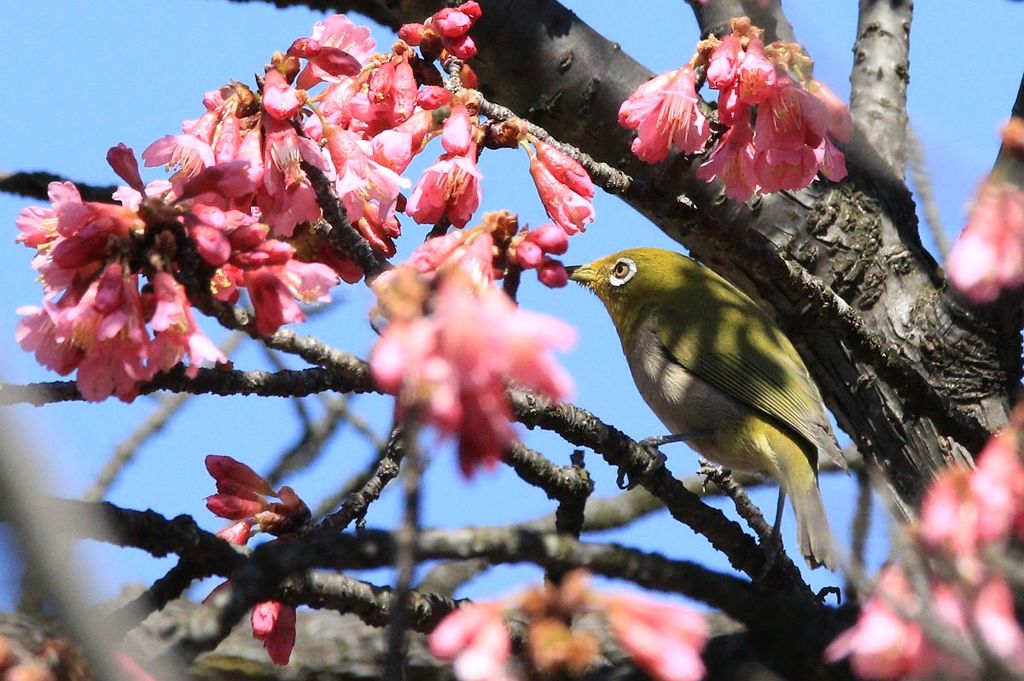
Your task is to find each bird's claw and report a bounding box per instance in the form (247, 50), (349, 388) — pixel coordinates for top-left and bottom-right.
(618, 439), (669, 489)
(697, 458), (729, 494)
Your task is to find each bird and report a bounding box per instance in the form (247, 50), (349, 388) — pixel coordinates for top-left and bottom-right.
(567, 247), (847, 570)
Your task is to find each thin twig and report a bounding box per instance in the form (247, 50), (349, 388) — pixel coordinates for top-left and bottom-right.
(906, 126), (950, 258)
(0, 170), (119, 203)
(315, 426), (405, 533)
(384, 418), (423, 680)
(698, 463), (774, 547)
(846, 467), (874, 602)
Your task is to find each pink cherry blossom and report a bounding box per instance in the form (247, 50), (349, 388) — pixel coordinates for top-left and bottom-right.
(324, 125), (408, 255)
(619, 66), (710, 163)
(696, 119), (759, 202)
(604, 592), (708, 681)
(752, 75), (828, 153)
(429, 603), (511, 681)
(974, 576), (1024, 671)
(735, 38), (777, 105)
(825, 566), (971, 680)
(251, 601), (297, 666)
(809, 79), (855, 143)
(262, 69), (303, 121)
(259, 118), (326, 236)
(146, 271), (226, 378)
(245, 259), (339, 336)
(371, 279), (574, 476)
(971, 432), (1024, 543)
(442, 105), (474, 156)
(296, 14), (376, 88)
(948, 179), (1024, 303)
(406, 154), (483, 228)
(754, 145), (819, 194)
(706, 35), (741, 90)
(528, 142), (594, 235)
(346, 56), (418, 136)
(142, 134), (215, 181)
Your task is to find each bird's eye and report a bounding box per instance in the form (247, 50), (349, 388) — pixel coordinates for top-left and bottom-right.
(609, 258), (637, 287)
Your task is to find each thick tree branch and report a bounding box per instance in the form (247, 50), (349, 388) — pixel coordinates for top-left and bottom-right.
(849, 0), (913, 179)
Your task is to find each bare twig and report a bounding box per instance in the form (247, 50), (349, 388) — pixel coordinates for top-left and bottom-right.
(384, 419), (424, 679)
(906, 126), (950, 258)
(846, 468), (874, 602)
(315, 426), (405, 533)
(0, 170), (119, 203)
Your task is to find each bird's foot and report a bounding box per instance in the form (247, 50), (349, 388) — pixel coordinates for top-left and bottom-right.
(754, 531), (784, 582)
(697, 458), (730, 494)
(617, 438), (669, 490)
(816, 585), (842, 605)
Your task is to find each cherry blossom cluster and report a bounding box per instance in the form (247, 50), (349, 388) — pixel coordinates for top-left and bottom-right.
(947, 118), (1024, 304)
(826, 429), (1024, 678)
(14, 5), (597, 401)
(370, 215), (575, 475)
(429, 570), (707, 681)
(619, 16), (851, 202)
(205, 455), (311, 665)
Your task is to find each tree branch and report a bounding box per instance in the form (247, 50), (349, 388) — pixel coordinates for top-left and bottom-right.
(0, 170), (118, 203)
(849, 0), (913, 179)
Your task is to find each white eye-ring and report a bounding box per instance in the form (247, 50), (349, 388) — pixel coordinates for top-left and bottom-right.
(609, 257), (637, 287)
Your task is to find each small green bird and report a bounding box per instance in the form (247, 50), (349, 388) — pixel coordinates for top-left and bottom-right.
(568, 247), (847, 570)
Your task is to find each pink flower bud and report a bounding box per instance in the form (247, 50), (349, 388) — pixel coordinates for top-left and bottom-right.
(233, 240), (295, 269)
(441, 105), (474, 156)
(398, 23), (426, 45)
(205, 454), (275, 495)
(707, 35), (741, 90)
(107, 143), (145, 192)
(527, 223), (569, 255)
(287, 37), (320, 58)
(309, 47), (362, 78)
(206, 493), (266, 520)
(513, 240), (544, 268)
(445, 34), (477, 60)
(537, 259), (569, 288)
(533, 140), (594, 200)
(251, 601), (297, 666)
(180, 161), (257, 200)
(217, 520), (253, 545)
(229, 221), (270, 251)
(433, 7), (474, 38)
(416, 86), (452, 110)
(262, 70), (302, 121)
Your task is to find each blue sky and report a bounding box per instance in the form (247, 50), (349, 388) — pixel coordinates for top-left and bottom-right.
(0, 1), (1021, 611)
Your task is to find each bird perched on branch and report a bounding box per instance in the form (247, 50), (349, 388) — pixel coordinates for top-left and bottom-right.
(568, 247), (847, 570)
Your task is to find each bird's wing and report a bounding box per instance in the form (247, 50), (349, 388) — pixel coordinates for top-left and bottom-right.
(655, 298), (848, 473)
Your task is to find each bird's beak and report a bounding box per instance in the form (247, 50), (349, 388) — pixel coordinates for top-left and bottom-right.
(566, 264), (595, 285)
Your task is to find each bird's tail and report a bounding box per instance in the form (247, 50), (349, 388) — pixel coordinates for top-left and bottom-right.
(767, 428), (837, 571)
